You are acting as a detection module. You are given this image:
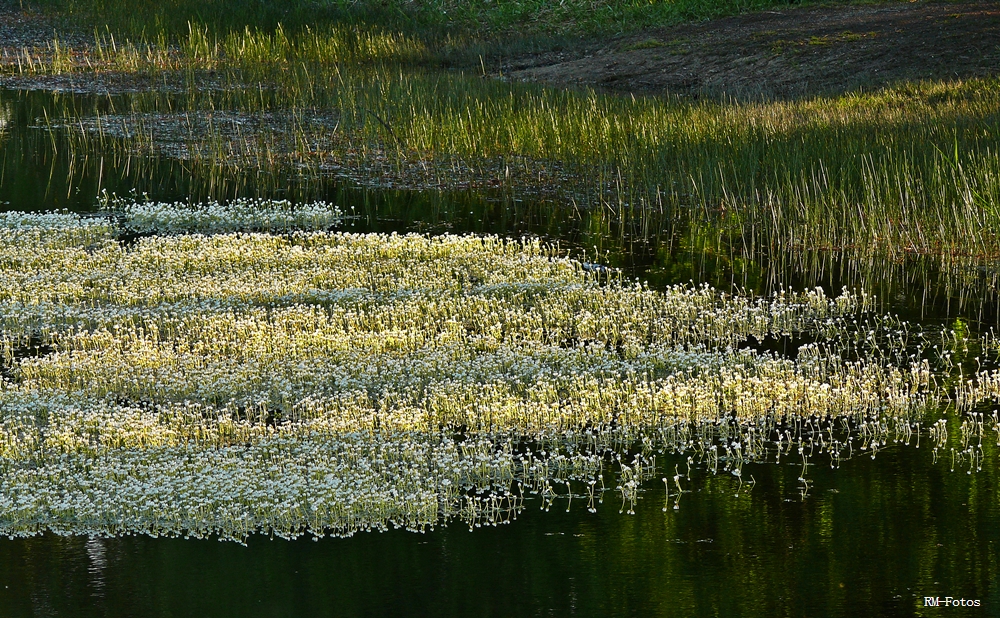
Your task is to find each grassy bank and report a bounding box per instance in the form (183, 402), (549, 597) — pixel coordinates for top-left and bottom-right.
(26, 0), (882, 37)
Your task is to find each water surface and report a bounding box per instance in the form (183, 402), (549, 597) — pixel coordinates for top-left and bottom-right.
(0, 87), (997, 618)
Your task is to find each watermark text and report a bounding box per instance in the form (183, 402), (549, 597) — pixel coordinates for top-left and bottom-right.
(924, 597), (981, 607)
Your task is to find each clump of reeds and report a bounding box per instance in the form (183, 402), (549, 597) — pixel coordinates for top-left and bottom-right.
(31, 51), (1000, 263)
(2, 22), (430, 75)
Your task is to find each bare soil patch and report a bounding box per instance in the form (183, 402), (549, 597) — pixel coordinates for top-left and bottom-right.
(505, 1), (1000, 99)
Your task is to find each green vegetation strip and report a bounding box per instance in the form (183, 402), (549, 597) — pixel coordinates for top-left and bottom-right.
(13, 32), (1000, 261)
(27, 0), (879, 37)
(7, 1), (1000, 263)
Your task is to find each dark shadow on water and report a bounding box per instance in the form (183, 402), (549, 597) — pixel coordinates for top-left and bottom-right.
(736, 333), (815, 360)
(0, 337), (55, 382)
(0, 437), (997, 617)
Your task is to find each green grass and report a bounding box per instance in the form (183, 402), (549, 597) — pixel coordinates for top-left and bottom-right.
(45, 62), (1000, 261)
(27, 0), (892, 38)
(18, 0), (894, 74)
(10, 0), (1000, 264)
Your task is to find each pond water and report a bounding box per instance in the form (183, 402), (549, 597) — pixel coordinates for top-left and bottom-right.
(1, 443), (997, 617)
(0, 88), (997, 617)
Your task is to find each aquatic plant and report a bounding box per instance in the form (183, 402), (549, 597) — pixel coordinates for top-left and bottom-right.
(106, 196), (344, 234)
(10, 19), (1000, 264)
(0, 210), (994, 542)
(25, 62), (1000, 263)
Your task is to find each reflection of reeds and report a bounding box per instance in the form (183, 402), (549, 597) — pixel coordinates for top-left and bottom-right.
(8, 23), (1000, 319)
(6, 82), (1000, 323)
(6, 90), (1000, 330)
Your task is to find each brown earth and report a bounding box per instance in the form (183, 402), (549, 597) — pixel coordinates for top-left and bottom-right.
(504, 1), (1000, 100)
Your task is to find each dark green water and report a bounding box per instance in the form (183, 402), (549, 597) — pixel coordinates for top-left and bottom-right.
(0, 87), (998, 617)
(2, 443), (997, 617)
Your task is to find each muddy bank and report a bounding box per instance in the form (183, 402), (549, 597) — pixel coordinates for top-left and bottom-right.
(505, 1), (1000, 99)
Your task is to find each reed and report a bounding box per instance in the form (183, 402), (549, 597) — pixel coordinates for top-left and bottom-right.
(9, 4), (1000, 264)
(21, 50), (1000, 263)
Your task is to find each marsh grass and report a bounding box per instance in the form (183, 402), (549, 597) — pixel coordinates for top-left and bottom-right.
(7, 3), (1000, 316)
(4, 23), (433, 76)
(11, 2), (1000, 268)
(33, 64), (1000, 263)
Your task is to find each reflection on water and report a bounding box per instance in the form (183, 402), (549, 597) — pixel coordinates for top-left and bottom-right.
(1, 85), (999, 617)
(84, 538), (106, 601)
(1, 441), (997, 617)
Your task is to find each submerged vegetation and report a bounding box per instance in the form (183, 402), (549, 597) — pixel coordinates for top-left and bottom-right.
(0, 210), (997, 541)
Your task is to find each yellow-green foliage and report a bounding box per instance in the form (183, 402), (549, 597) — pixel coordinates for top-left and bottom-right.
(38, 61), (1000, 260)
(8, 18), (1000, 261)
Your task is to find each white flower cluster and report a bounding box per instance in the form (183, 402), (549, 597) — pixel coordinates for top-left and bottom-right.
(0, 214), (961, 541)
(0, 431), (542, 541)
(0, 210), (114, 248)
(111, 198), (344, 234)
